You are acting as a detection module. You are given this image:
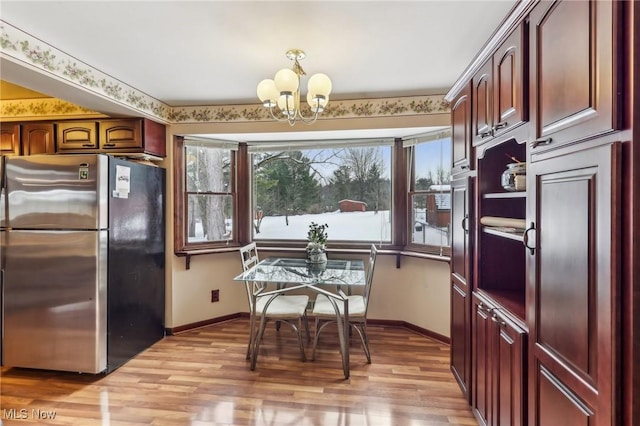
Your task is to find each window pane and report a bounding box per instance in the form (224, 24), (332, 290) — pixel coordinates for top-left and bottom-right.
(252, 145), (392, 243)
(410, 193), (450, 246)
(186, 145), (231, 193)
(409, 136), (452, 251)
(187, 194), (233, 243)
(413, 137), (451, 189)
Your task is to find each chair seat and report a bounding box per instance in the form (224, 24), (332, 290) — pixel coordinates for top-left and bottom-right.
(312, 294), (366, 318)
(256, 295), (309, 318)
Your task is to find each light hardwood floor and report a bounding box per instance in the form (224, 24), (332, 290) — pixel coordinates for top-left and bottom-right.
(0, 319), (476, 426)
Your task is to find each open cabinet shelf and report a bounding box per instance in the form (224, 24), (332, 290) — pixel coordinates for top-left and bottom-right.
(476, 138), (527, 321)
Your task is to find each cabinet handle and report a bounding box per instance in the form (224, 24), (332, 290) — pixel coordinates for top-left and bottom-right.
(82, 144), (94, 147)
(103, 143), (116, 147)
(491, 312), (507, 327)
(478, 302), (492, 314)
(461, 214), (469, 234)
(460, 164), (469, 170)
(493, 121), (508, 131)
(523, 222), (536, 255)
(480, 130), (493, 138)
(530, 137), (553, 149)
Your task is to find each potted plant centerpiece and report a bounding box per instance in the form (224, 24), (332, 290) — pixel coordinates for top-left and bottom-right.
(306, 222), (328, 264)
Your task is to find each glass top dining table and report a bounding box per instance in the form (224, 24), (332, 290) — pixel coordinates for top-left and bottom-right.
(233, 257), (366, 379)
(233, 257), (366, 287)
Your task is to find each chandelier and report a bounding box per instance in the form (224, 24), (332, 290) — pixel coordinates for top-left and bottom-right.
(256, 49), (332, 126)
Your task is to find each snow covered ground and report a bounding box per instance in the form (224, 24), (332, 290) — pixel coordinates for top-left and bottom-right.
(253, 210), (449, 246)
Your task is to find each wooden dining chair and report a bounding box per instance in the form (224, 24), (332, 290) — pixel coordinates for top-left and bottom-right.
(311, 244), (378, 363)
(239, 242), (310, 368)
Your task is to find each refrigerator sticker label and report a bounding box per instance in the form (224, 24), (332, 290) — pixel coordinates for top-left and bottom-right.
(79, 165), (89, 180)
(113, 165), (131, 199)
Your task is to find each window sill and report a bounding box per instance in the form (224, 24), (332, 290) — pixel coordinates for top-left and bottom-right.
(175, 245), (449, 270)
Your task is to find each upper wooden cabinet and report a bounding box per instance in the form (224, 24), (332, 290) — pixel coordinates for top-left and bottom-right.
(493, 23), (527, 139)
(451, 82), (472, 174)
(56, 121), (98, 150)
(22, 122), (55, 155)
(56, 118), (166, 157)
(0, 122), (55, 156)
(472, 60), (494, 145)
(472, 22), (528, 146)
(0, 123), (21, 155)
(529, 0), (620, 152)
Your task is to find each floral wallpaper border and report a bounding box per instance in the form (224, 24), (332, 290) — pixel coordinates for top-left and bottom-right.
(1, 21), (450, 124)
(0, 98), (106, 120)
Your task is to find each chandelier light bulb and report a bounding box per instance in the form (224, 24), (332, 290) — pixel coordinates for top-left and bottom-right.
(277, 94), (296, 115)
(307, 73), (332, 97)
(257, 79), (278, 105)
(274, 68), (299, 93)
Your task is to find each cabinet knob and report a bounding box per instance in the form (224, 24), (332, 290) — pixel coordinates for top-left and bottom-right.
(523, 222), (536, 255)
(480, 130), (493, 138)
(530, 137), (553, 149)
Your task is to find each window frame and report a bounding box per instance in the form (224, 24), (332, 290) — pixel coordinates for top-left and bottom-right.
(248, 138), (396, 250)
(173, 136), (240, 253)
(403, 129), (453, 256)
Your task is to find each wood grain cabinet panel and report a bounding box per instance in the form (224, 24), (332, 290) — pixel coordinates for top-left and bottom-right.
(472, 60), (494, 146)
(450, 175), (474, 401)
(493, 23), (527, 139)
(472, 294), (492, 426)
(0, 123), (21, 155)
(451, 83), (472, 174)
(22, 122), (55, 155)
(529, 0), (619, 152)
(100, 119), (142, 149)
(56, 121), (98, 151)
(526, 143), (621, 426)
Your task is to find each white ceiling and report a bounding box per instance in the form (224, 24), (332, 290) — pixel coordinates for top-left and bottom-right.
(0, 0), (516, 141)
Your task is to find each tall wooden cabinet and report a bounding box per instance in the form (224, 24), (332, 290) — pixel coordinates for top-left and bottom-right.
(447, 0), (634, 425)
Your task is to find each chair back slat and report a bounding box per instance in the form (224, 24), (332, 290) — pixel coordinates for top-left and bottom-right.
(363, 244), (378, 313)
(239, 242), (264, 310)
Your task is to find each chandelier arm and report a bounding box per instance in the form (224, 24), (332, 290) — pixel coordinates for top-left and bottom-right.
(267, 105), (291, 123)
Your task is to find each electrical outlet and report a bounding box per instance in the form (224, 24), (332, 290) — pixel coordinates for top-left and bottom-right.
(211, 289), (220, 303)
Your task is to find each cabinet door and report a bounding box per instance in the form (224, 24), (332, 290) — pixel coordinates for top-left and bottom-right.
(451, 172), (474, 401)
(529, 0), (619, 152)
(56, 121), (98, 151)
(527, 143), (621, 426)
(451, 83), (472, 174)
(100, 119), (142, 150)
(0, 123), (21, 155)
(492, 309), (526, 426)
(472, 294), (493, 426)
(472, 60), (493, 146)
(22, 122), (55, 155)
(493, 22), (527, 138)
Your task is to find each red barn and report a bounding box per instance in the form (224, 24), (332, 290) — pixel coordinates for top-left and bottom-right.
(338, 199), (367, 212)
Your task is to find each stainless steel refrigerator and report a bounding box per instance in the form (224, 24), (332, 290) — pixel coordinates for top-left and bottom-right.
(0, 154), (165, 373)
